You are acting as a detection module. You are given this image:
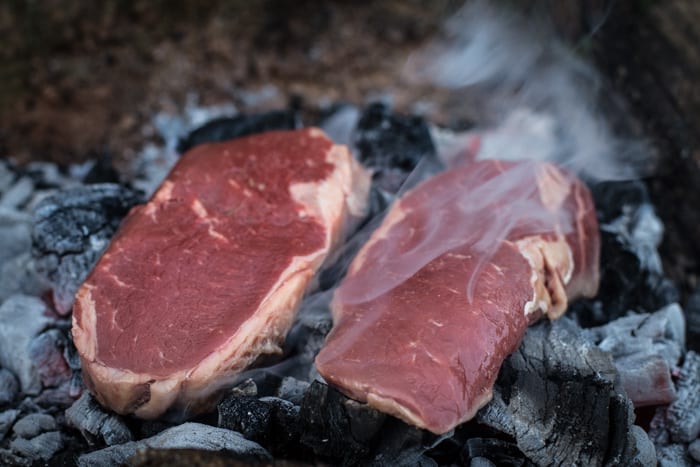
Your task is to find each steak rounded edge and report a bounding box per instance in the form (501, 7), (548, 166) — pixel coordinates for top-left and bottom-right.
(72, 128), (370, 419)
(315, 160), (600, 434)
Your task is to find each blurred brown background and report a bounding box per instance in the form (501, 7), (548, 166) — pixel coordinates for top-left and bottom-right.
(1, 0), (700, 298)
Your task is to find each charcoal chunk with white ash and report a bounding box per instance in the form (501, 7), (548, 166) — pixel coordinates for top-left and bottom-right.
(77, 422), (271, 467)
(460, 438), (530, 467)
(65, 392), (132, 446)
(585, 303), (685, 407)
(685, 286), (700, 353)
(477, 318), (652, 466)
(32, 183), (142, 315)
(0, 369), (19, 405)
(666, 351), (700, 443)
(0, 295), (54, 395)
(0, 409), (19, 439)
(12, 413), (57, 438)
(177, 109), (300, 153)
(10, 431), (64, 461)
(28, 329), (72, 389)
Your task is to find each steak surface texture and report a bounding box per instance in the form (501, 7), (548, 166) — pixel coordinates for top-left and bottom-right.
(72, 128), (369, 418)
(315, 160), (600, 434)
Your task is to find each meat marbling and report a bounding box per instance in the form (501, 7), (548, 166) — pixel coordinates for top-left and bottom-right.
(315, 160), (599, 434)
(72, 128), (369, 418)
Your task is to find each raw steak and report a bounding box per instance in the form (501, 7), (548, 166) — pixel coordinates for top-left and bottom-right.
(72, 128), (369, 418)
(315, 160), (599, 434)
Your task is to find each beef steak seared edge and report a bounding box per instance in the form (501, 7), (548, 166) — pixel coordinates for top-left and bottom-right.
(72, 128), (370, 418)
(316, 160), (600, 434)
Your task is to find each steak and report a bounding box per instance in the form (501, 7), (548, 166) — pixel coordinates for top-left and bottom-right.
(72, 128), (370, 418)
(315, 160), (599, 434)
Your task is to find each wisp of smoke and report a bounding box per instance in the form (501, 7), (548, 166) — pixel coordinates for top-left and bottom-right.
(405, 0), (653, 181)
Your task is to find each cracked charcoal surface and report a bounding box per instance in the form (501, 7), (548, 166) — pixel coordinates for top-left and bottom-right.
(460, 438), (529, 467)
(32, 183), (142, 315)
(77, 422), (272, 467)
(0, 295), (54, 395)
(66, 392), (133, 446)
(0, 410), (19, 439)
(477, 318), (649, 466)
(177, 110), (300, 153)
(666, 351), (700, 443)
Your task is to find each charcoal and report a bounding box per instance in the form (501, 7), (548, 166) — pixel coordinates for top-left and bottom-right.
(276, 376), (310, 405)
(282, 291), (333, 362)
(12, 413), (57, 438)
(0, 207), (32, 266)
(0, 160), (16, 192)
(666, 351), (700, 443)
(585, 304), (685, 407)
(629, 425), (658, 466)
(0, 368), (19, 405)
(77, 422), (272, 467)
(127, 448), (274, 467)
(656, 444), (694, 467)
(477, 318), (649, 466)
(0, 409), (19, 439)
(0, 448), (30, 467)
(217, 394), (301, 457)
(65, 392), (132, 446)
(10, 431), (64, 461)
(460, 438), (527, 466)
(369, 419), (445, 467)
(28, 329), (72, 388)
(470, 457), (496, 467)
(299, 381), (386, 463)
(177, 110), (300, 153)
(688, 439), (700, 463)
(354, 103), (439, 193)
(574, 181), (677, 325)
(0, 295), (54, 394)
(32, 183), (142, 314)
(0, 252), (47, 303)
(35, 380), (79, 408)
(0, 176), (34, 209)
(82, 155), (122, 185)
(685, 286), (700, 352)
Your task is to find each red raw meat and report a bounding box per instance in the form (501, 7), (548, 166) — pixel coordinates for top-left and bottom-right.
(315, 160), (599, 434)
(72, 128), (369, 418)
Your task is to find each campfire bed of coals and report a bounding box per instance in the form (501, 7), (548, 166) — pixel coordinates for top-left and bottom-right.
(0, 101), (699, 467)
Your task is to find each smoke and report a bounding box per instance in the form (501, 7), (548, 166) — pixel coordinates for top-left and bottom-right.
(405, 1), (653, 181)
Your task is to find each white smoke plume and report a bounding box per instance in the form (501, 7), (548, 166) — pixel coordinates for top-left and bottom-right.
(405, 0), (653, 181)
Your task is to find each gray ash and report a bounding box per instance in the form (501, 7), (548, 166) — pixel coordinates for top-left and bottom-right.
(0, 105), (696, 466)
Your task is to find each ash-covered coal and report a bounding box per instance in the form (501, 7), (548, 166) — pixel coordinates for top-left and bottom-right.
(585, 303), (685, 407)
(32, 183), (142, 315)
(477, 317), (653, 466)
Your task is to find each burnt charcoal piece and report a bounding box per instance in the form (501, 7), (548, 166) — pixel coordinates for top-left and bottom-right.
(65, 392), (132, 446)
(0, 369), (19, 405)
(82, 154), (122, 185)
(573, 180), (678, 325)
(217, 394), (303, 458)
(477, 318), (649, 466)
(77, 422), (272, 467)
(28, 329), (72, 388)
(460, 438), (529, 467)
(585, 303), (685, 407)
(685, 287), (700, 352)
(12, 413), (57, 439)
(666, 351), (700, 443)
(177, 110), (300, 153)
(299, 381), (386, 463)
(0, 409), (19, 439)
(32, 184), (142, 315)
(10, 431), (64, 462)
(354, 103), (439, 193)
